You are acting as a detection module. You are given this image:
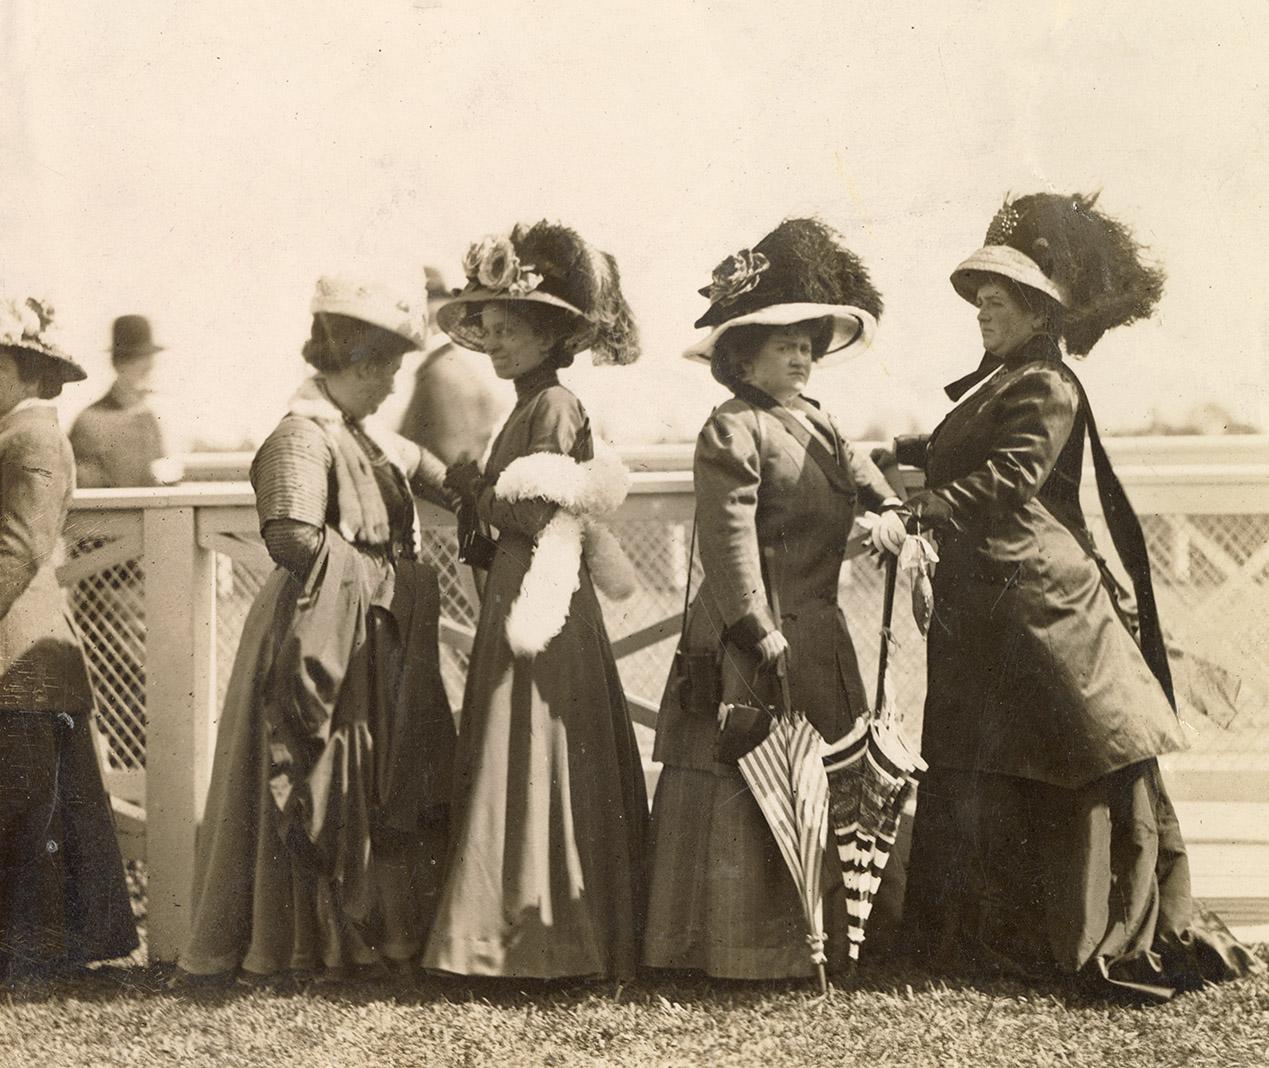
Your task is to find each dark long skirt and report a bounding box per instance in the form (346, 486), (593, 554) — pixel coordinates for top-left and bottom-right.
(905, 759), (1262, 999)
(181, 573), (450, 978)
(423, 548), (648, 980)
(0, 708), (137, 978)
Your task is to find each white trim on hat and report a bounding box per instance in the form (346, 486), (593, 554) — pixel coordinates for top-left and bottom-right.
(311, 276), (428, 348)
(435, 287), (590, 354)
(950, 246), (1070, 308)
(681, 302), (877, 369)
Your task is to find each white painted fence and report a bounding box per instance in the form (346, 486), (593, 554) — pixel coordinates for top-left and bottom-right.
(59, 437), (1269, 958)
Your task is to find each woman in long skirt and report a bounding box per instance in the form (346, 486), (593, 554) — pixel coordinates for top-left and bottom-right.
(643, 219), (906, 979)
(0, 295), (137, 981)
(423, 222), (648, 980)
(899, 193), (1262, 999)
(178, 276), (455, 983)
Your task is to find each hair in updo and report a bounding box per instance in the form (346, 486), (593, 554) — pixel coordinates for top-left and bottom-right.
(1, 345), (66, 400)
(709, 317), (834, 391)
(302, 312), (416, 374)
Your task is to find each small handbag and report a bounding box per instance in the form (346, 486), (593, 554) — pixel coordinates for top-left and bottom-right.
(713, 549), (786, 766)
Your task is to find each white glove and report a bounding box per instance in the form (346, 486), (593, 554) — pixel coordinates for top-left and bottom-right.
(869, 509), (908, 555)
(755, 629), (790, 666)
(150, 457), (185, 485)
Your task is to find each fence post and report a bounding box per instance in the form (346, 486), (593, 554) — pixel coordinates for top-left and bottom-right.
(142, 505), (217, 961)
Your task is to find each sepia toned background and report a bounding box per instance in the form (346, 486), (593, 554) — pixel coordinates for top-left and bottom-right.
(1, 0), (1266, 450)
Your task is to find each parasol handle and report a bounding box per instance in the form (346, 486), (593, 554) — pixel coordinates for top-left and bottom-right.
(874, 552), (899, 716)
(761, 546), (794, 719)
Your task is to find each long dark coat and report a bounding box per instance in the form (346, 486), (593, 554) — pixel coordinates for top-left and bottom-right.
(914, 338), (1184, 788)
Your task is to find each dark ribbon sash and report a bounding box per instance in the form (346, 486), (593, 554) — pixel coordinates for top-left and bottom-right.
(730, 381), (858, 498)
(943, 353), (1177, 711)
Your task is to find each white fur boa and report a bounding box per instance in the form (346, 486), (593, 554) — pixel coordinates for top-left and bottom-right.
(494, 447), (638, 657)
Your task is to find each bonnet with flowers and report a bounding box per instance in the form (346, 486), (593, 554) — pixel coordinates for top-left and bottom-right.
(437, 221), (640, 366)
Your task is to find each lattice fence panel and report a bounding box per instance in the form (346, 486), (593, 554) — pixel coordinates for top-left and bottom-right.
(62, 506), (1269, 783)
(68, 551), (147, 772)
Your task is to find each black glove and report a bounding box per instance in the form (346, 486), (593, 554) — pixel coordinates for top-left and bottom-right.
(893, 434), (931, 469)
(903, 489), (953, 531)
(444, 459), (485, 502)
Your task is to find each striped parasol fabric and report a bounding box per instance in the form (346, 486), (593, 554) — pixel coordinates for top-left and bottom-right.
(821, 553), (928, 970)
(738, 708), (832, 993)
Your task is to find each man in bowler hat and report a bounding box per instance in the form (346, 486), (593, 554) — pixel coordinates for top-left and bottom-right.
(70, 314), (182, 487)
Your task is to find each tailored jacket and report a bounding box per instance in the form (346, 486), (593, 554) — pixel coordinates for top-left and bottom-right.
(0, 402), (95, 711)
(653, 390), (896, 771)
(912, 336), (1184, 788)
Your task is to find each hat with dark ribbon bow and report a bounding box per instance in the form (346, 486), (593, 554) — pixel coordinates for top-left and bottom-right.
(684, 217), (883, 369)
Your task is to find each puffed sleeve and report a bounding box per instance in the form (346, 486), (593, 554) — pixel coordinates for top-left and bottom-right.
(477, 388), (584, 537)
(0, 428), (70, 620)
(694, 405), (774, 648)
(250, 416), (331, 573)
(928, 365), (1079, 531)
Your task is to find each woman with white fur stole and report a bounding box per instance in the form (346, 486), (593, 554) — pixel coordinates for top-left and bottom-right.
(642, 219), (906, 980)
(423, 222), (648, 980)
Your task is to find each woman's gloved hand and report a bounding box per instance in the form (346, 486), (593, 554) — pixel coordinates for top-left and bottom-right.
(869, 508), (909, 554)
(755, 629), (790, 667)
(904, 489), (953, 530)
(444, 459), (485, 502)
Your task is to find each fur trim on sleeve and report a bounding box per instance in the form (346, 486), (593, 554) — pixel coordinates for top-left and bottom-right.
(495, 447), (637, 657)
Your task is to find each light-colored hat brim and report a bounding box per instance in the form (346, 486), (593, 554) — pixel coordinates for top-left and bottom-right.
(436, 288), (591, 355)
(1, 338), (88, 382)
(682, 303), (877, 369)
(950, 246), (1070, 308)
(311, 277), (429, 349)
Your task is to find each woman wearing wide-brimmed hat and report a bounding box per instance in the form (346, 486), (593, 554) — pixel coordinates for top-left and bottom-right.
(178, 276), (456, 984)
(898, 194), (1262, 998)
(0, 295), (138, 981)
(642, 219), (906, 980)
(421, 222), (648, 980)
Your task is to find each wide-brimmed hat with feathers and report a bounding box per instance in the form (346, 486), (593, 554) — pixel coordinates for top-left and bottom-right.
(0, 294), (87, 384)
(951, 192), (1165, 356)
(683, 217), (883, 369)
(436, 221), (640, 366)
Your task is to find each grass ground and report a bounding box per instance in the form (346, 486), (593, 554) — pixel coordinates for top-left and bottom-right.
(2, 954), (1268, 1068)
(3, 868), (1267, 1066)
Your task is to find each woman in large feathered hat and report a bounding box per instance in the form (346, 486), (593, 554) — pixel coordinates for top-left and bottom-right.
(422, 221), (648, 981)
(895, 194), (1261, 997)
(642, 218), (907, 980)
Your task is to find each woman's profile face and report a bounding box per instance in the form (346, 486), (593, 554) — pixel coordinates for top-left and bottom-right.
(353, 352), (405, 417)
(0, 353), (34, 416)
(975, 280), (1042, 358)
(743, 325), (815, 402)
(479, 304), (552, 380)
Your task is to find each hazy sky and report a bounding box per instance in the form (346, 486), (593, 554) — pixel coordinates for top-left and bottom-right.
(2, 0), (1266, 446)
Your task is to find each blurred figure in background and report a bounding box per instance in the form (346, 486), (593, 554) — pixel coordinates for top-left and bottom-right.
(398, 269), (505, 466)
(70, 315), (182, 488)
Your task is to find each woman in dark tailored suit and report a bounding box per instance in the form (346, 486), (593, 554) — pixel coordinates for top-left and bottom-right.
(900, 194), (1261, 999)
(644, 219), (905, 980)
(0, 295), (137, 981)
